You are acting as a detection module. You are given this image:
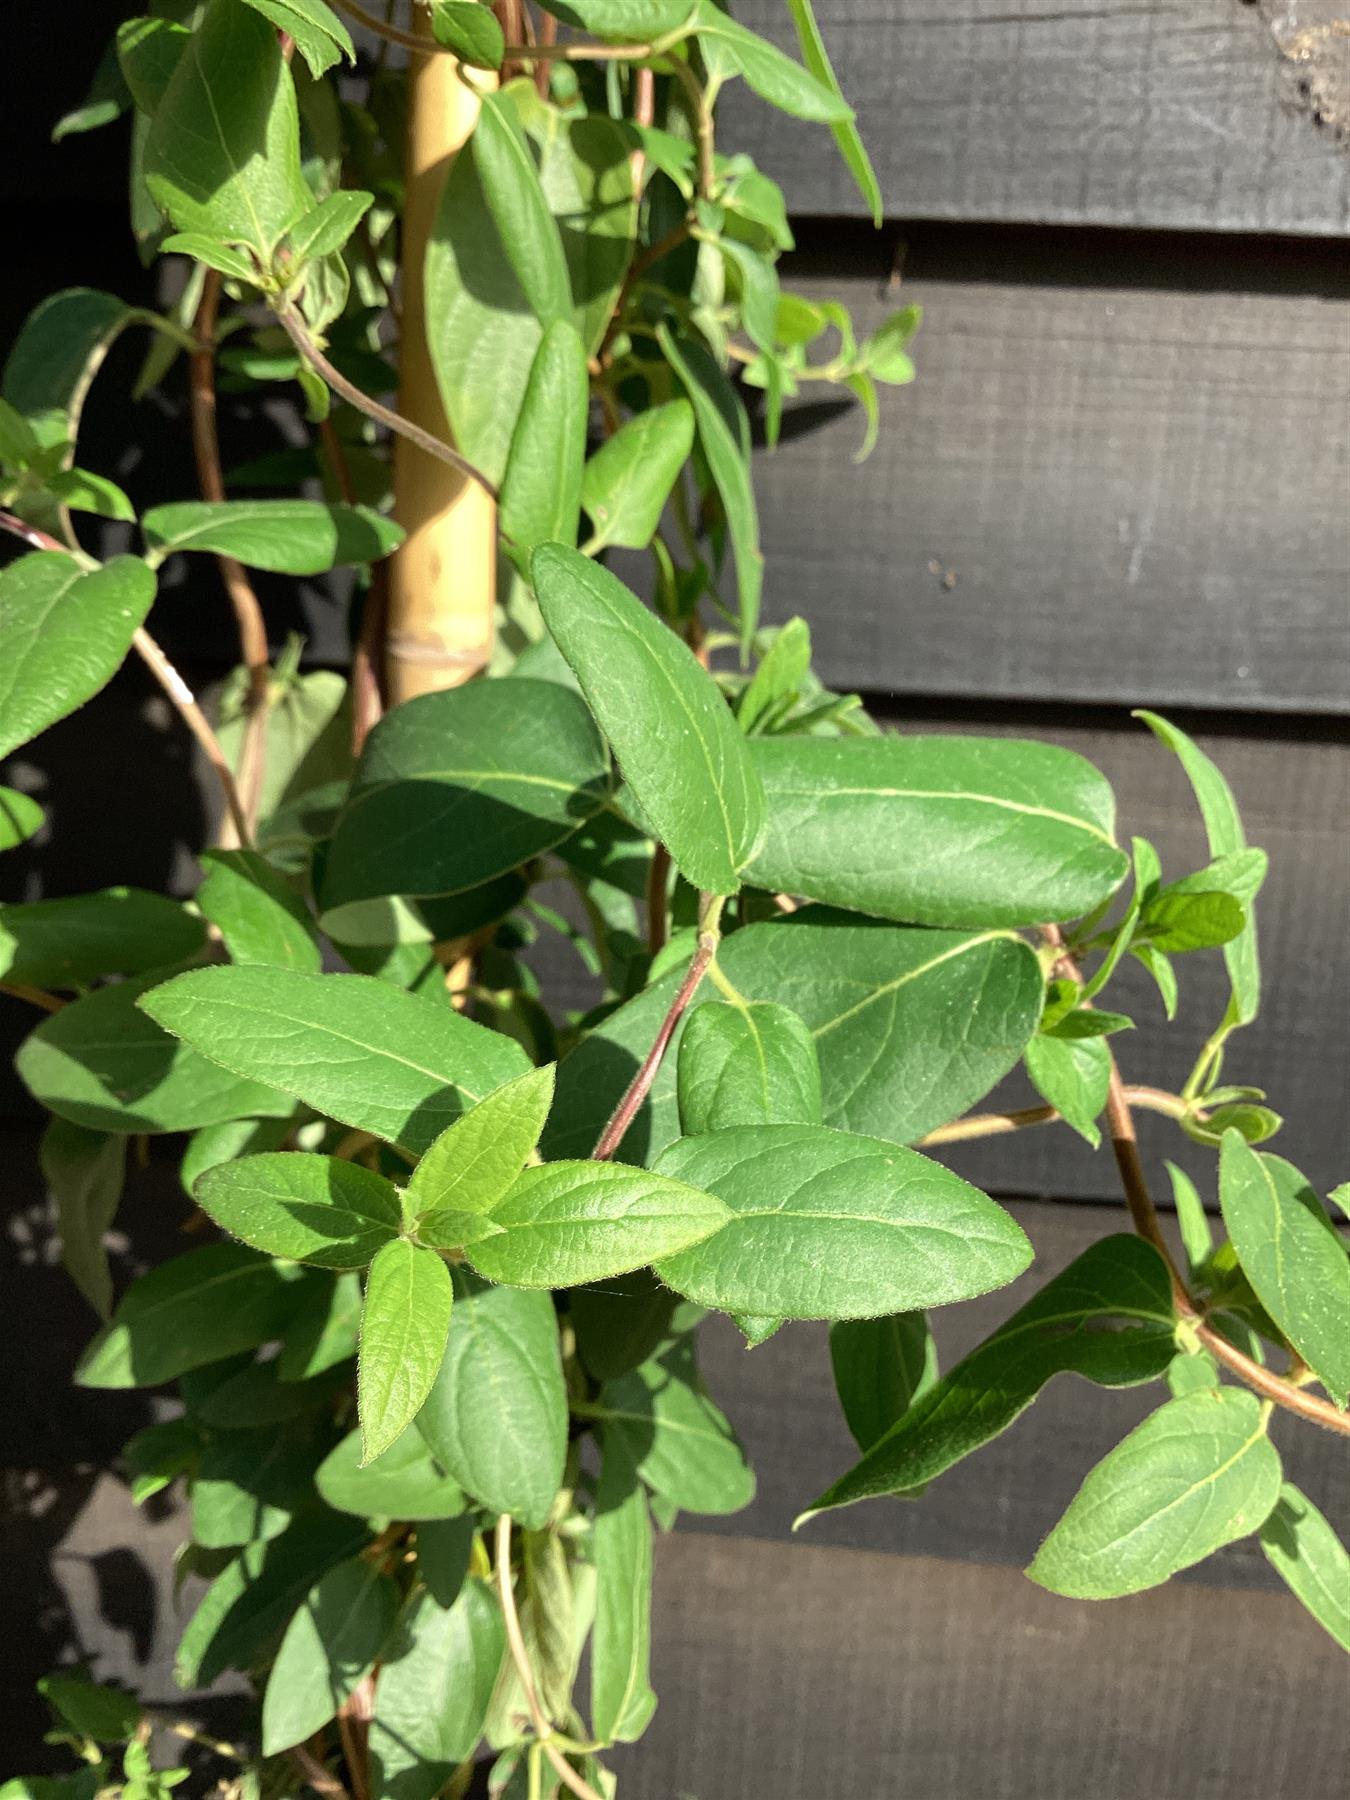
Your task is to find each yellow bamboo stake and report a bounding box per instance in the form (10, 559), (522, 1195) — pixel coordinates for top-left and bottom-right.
(387, 16), (497, 704)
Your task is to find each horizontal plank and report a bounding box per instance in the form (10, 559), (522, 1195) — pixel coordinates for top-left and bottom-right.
(717, 239), (1350, 716)
(721, 0), (1350, 235)
(615, 1532), (1350, 1798)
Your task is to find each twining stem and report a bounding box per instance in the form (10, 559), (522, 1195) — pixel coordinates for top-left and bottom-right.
(190, 270), (270, 837)
(287, 1743), (351, 1800)
(1040, 924), (1350, 1437)
(494, 1515), (605, 1800)
(273, 305), (499, 501)
(0, 982), (66, 1014)
(916, 1086), (1197, 1147)
(592, 892), (724, 1160)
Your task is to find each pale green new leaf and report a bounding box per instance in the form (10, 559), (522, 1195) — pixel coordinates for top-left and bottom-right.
(532, 544), (764, 894)
(45, 468), (136, 522)
(591, 1338), (754, 1516)
(677, 999), (822, 1133)
(1219, 1132), (1350, 1407)
(406, 1065), (555, 1224)
(283, 189), (373, 263)
(40, 1119), (126, 1320)
(358, 1239), (455, 1462)
(260, 1557), (399, 1753)
(591, 1430), (657, 1745)
(829, 1312), (937, 1452)
(140, 966), (530, 1155)
(369, 1581), (505, 1794)
(466, 1160), (730, 1289)
(0, 888), (204, 989)
(782, 0), (880, 219)
(655, 1123), (1031, 1319)
(198, 850), (321, 972)
(1166, 1160), (1214, 1274)
(316, 1427), (466, 1522)
(747, 735), (1128, 927)
(0, 787), (44, 851)
(415, 1272), (567, 1530)
(693, 0), (852, 121)
(472, 91), (571, 326)
(1258, 1483), (1350, 1652)
(581, 401), (695, 552)
(737, 617), (811, 734)
(142, 499), (403, 573)
(241, 0), (355, 78)
(196, 1153), (402, 1269)
(0, 554), (156, 762)
(1028, 1386), (1282, 1598)
(499, 321), (590, 559)
(1024, 1033), (1111, 1147)
(144, 0), (312, 253)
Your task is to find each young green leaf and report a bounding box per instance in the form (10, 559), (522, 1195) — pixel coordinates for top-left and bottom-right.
(241, 0), (356, 78)
(36, 1676), (140, 1744)
(142, 500), (403, 573)
(358, 1239), (456, 1462)
(0, 888), (205, 990)
(195, 1154), (402, 1269)
(591, 1429), (657, 1745)
(0, 787), (44, 851)
(140, 966), (530, 1155)
(472, 91), (572, 326)
(737, 617), (811, 734)
(801, 1237), (1176, 1520)
(282, 189), (373, 264)
(861, 305), (922, 383)
(1024, 1034), (1111, 1148)
(531, 544), (764, 895)
(415, 1272), (567, 1530)
(197, 849), (321, 972)
(1258, 1483), (1350, 1653)
(45, 467), (136, 522)
(76, 1244), (311, 1389)
(0, 554), (156, 762)
(1027, 1387), (1282, 1598)
(368, 1580), (505, 1791)
(162, 232), (260, 282)
(1218, 1132), (1350, 1407)
(316, 1427), (466, 1522)
(406, 1065), (556, 1225)
(260, 1557), (399, 1754)
(745, 735), (1129, 927)
(1137, 890), (1245, 953)
(693, 0), (853, 121)
(782, 0), (880, 220)
(144, 0), (312, 252)
(466, 1161), (731, 1290)
(654, 1123), (1031, 1319)
(318, 679), (610, 909)
(677, 999), (822, 1133)
(18, 977), (293, 1136)
(1165, 1160), (1214, 1274)
(829, 1312), (937, 1452)
(430, 0), (507, 67)
(498, 321), (590, 560)
(40, 1120), (126, 1320)
(581, 401), (696, 552)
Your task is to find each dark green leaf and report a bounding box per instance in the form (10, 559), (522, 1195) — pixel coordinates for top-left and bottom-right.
(197, 849), (321, 972)
(316, 1427), (466, 1522)
(829, 1312), (936, 1451)
(499, 321), (589, 561)
(430, 0), (506, 68)
(142, 499), (403, 573)
(472, 90), (571, 326)
(40, 1119), (125, 1319)
(416, 1516), (477, 1608)
(278, 1270), (362, 1380)
(737, 617), (811, 734)
(359, 1239), (455, 1461)
(581, 401), (695, 553)
(260, 1557), (399, 1753)
(117, 16), (190, 116)
(0, 887), (204, 990)
(592, 1338), (754, 1516)
(36, 1677), (140, 1744)
(191, 1420), (324, 1548)
(570, 1272), (683, 1383)
(241, 0), (355, 78)
(52, 39), (131, 141)
(1258, 1482), (1350, 1652)
(1024, 1033), (1111, 1148)
(591, 1429), (657, 1744)
(196, 1153), (402, 1269)
(2, 289), (144, 451)
(677, 999), (821, 1132)
(537, 0), (690, 33)
(369, 1581), (505, 1795)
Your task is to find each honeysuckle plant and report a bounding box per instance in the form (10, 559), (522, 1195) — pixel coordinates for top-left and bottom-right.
(2, 1), (1347, 1795)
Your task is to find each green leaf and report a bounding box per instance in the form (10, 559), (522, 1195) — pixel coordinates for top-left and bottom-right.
(591, 1430), (657, 1745)
(319, 679), (610, 910)
(800, 1237), (1176, 1520)
(358, 1239), (455, 1462)
(782, 0), (880, 220)
(0, 888), (205, 990)
(654, 1124), (1029, 1319)
(677, 999), (821, 1132)
(570, 1273), (683, 1383)
(282, 188), (374, 264)
(195, 1153), (402, 1269)
(36, 1676), (140, 1743)
(416, 1516), (476, 1607)
(161, 232), (259, 283)
(746, 735), (1128, 927)
(279, 1270), (362, 1380)
(1132, 942), (1178, 1019)
(0, 553), (156, 761)
(140, 966), (530, 1155)
(241, 0), (355, 78)
(537, 0), (691, 34)
(466, 1161), (729, 1289)
(197, 850), (321, 972)
(261, 1557), (399, 1754)
(1028, 1387), (1282, 1598)
(657, 323), (763, 654)
(369, 1581), (505, 1794)
(1218, 1132), (1350, 1407)
(191, 1419), (324, 1548)
(45, 467), (136, 522)
(76, 1243), (310, 1388)
(2, 289), (143, 451)
(1138, 890), (1245, 953)
(406, 1065), (555, 1226)
(145, 0), (312, 253)
(1135, 710), (1260, 1027)
(1167, 1347), (1220, 1397)
(52, 39), (132, 141)
(316, 1426), (466, 1522)
(415, 1272), (567, 1530)
(430, 0), (506, 68)
(1259, 1482), (1350, 1652)
(829, 1312), (937, 1451)
(40, 1119), (125, 1319)
(121, 1417), (201, 1504)
(142, 499), (402, 573)
(1024, 1033), (1111, 1148)
(181, 1114), (296, 1200)
(188, 1355), (344, 1429)
(1166, 1160), (1213, 1274)
(0, 787), (44, 851)
(737, 617), (811, 734)
(499, 321), (590, 562)
(472, 91), (572, 326)
(861, 305), (921, 383)
(18, 976), (292, 1136)
(591, 1338), (754, 1515)
(716, 236), (780, 357)
(581, 401), (695, 552)
(0, 395), (40, 464)
(117, 16), (190, 116)
(693, 0), (853, 121)
(532, 544), (764, 894)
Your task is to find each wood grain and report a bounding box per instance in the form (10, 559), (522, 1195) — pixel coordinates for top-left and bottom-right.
(719, 0), (1350, 235)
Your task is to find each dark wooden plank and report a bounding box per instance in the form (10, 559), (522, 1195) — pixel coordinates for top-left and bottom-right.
(720, 0), (1350, 235)
(714, 238), (1350, 716)
(614, 1533), (1350, 1799)
(683, 1200), (1349, 1589)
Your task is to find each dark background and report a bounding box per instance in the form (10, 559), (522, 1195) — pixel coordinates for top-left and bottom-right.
(3, 2), (1348, 1793)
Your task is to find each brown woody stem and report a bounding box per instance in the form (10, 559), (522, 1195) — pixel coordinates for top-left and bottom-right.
(0, 982), (66, 1014)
